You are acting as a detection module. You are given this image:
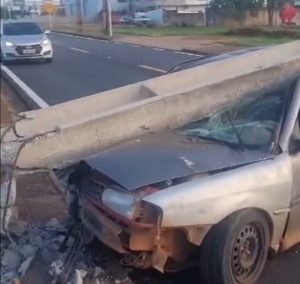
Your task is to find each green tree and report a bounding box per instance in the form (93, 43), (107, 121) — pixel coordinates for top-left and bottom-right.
(211, 0), (264, 25)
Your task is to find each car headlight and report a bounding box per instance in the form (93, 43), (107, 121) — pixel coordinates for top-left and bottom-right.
(5, 41), (14, 47)
(102, 189), (138, 219)
(41, 39), (50, 46)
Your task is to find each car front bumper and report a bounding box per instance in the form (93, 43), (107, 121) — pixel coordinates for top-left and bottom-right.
(79, 197), (206, 272)
(1, 43), (53, 61)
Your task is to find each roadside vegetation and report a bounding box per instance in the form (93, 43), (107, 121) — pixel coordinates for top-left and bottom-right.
(50, 23), (297, 47)
(40, 0), (299, 49)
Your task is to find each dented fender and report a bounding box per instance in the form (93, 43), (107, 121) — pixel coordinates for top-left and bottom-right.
(143, 154), (293, 249)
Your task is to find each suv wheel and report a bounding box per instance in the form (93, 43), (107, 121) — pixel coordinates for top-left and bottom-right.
(200, 209), (271, 284)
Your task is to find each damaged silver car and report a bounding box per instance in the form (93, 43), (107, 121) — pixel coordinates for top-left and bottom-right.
(66, 79), (300, 284)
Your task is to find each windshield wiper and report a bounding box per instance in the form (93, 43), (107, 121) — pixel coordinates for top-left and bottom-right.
(226, 113), (245, 151)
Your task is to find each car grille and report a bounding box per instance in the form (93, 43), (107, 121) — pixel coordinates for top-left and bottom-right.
(81, 178), (104, 202)
(15, 44), (42, 55)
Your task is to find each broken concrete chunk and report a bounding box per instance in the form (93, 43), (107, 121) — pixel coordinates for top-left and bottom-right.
(46, 218), (60, 228)
(79, 269), (88, 279)
(94, 266), (104, 278)
(49, 259), (64, 277)
(74, 269), (84, 284)
(41, 248), (60, 263)
(20, 244), (37, 259)
(17, 256), (35, 278)
(1, 249), (21, 270)
(1, 271), (17, 284)
(32, 235), (43, 248)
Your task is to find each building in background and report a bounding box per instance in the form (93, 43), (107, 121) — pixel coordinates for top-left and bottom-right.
(2, 0), (26, 16)
(64, 0), (130, 22)
(134, 0), (210, 25)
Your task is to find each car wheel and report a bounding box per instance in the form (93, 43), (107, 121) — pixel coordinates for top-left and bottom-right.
(200, 209), (271, 284)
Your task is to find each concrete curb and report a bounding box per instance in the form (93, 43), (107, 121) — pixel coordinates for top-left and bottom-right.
(53, 30), (110, 41)
(1, 64), (49, 110)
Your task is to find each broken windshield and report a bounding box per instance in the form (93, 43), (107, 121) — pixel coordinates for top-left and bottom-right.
(180, 89), (285, 150)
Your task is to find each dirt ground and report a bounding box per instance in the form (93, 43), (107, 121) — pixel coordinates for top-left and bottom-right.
(1, 79), (17, 127)
(1, 79), (67, 224)
(117, 35), (243, 55)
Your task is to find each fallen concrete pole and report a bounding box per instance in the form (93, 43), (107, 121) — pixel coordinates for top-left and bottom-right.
(1, 41), (300, 169)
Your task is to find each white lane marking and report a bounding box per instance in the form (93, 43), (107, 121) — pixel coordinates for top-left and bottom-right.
(132, 45), (141, 48)
(152, 48), (164, 51)
(106, 56), (111, 59)
(186, 52), (202, 56)
(139, 65), (166, 74)
(114, 42), (123, 45)
(70, 47), (90, 54)
(174, 51), (188, 55)
(1, 64), (49, 108)
(174, 50), (202, 57)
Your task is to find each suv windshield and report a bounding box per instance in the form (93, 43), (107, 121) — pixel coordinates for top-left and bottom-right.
(180, 89), (286, 150)
(3, 22), (43, 36)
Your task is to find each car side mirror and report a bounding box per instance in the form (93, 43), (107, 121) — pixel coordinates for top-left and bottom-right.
(44, 30), (51, 34)
(290, 138), (300, 155)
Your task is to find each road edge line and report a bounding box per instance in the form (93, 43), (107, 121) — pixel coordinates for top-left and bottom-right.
(1, 64), (49, 110)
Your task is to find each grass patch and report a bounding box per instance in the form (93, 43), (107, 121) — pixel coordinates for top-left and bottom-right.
(113, 26), (229, 37)
(230, 36), (293, 46)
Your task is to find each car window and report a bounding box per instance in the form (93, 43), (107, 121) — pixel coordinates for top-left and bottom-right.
(179, 89), (285, 150)
(3, 23), (43, 36)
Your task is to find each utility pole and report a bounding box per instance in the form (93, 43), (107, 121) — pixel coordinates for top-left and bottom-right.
(80, 0), (84, 28)
(103, 0), (112, 37)
(8, 0), (12, 19)
(76, 0), (83, 32)
(108, 0), (112, 37)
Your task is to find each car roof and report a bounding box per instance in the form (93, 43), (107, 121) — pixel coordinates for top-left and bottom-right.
(168, 47), (266, 73)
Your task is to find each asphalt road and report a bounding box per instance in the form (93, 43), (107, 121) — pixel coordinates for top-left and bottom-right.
(6, 33), (201, 105)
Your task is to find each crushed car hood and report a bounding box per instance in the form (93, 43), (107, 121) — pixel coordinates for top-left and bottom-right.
(84, 131), (272, 190)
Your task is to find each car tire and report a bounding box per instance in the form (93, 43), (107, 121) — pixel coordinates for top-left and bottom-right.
(45, 58), (53, 63)
(199, 209), (271, 284)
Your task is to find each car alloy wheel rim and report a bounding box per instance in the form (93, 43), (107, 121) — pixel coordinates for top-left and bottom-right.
(231, 223), (264, 282)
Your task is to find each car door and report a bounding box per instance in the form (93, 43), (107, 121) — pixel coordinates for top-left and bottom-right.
(284, 111), (300, 249)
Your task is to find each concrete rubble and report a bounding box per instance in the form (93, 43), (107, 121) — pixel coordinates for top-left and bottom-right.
(0, 217), (134, 284)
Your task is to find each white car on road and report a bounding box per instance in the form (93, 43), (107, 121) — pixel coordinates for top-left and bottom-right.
(1, 21), (53, 63)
